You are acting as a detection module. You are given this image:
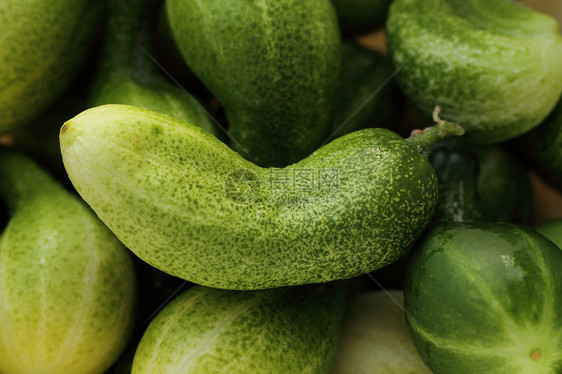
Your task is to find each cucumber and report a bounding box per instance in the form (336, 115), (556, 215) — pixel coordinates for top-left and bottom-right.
(536, 218), (562, 249)
(132, 284), (346, 373)
(89, 0), (218, 138)
(331, 0), (392, 36)
(515, 100), (562, 191)
(405, 222), (562, 374)
(430, 143), (532, 223)
(386, 0), (562, 144)
(59, 104), (463, 290)
(0, 150), (136, 374)
(166, 0), (341, 167)
(331, 42), (399, 140)
(331, 291), (431, 374)
(0, 0), (102, 134)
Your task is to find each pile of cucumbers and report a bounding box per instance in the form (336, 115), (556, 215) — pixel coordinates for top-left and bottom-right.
(0, 0), (561, 373)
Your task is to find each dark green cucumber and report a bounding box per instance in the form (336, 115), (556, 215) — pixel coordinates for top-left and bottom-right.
(0, 150), (136, 373)
(331, 42), (400, 140)
(89, 0), (218, 137)
(515, 100), (562, 191)
(430, 143), (532, 223)
(132, 284), (346, 373)
(59, 104), (463, 290)
(166, 0), (341, 167)
(536, 218), (562, 249)
(386, 0), (562, 144)
(405, 222), (562, 374)
(0, 0), (102, 134)
(331, 0), (392, 36)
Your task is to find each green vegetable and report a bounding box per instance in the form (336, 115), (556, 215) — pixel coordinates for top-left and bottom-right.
(331, 0), (392, 36)
(405, 222), (562, 374)
(0, 150), (136, 374)
(331, 291), (431, 374)
(59, 104), (463, 290)
(331, 42), (399, 140)
(132, 284), (346, 373)
(430, 143), (532, 223)
(535, 218), (562, 249)
(89, 0), (218, 137)
(166, 0), (341, 167)
(0, 0), (102, 134)
(386, 0), (562, 144)
(515, 100), (562, 191)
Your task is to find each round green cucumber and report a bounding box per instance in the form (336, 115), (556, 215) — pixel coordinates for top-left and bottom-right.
(331, 0), (392, 36)
(386, 0), (562, 144)
(89, 0), (218, 138)
(331, 291), (431, 374)
(331, 42), (400, 140)
(515, 100), (562, 191)
(132, 284), (346, 373)
(430, 143), (532, 223)
(405, 222), (562, 374)
(0, 150), (136, 374)
(0, 0), (102, 134)
(535, 218), (562, 249)
(59, 104), (457, 290)
(166, 0), (341, 167)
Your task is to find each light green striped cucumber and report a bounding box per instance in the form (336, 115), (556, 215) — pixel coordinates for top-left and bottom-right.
(0, 150), (136, 374)
(89, 0), (218, 138)
(166, 0), (341, 167)
(59, 104), (463, 290)
(132, 284), (346, 373)
(536, 218), (562, 249)
(331, 291), (431, 374)
(0, 0), (102, 134)
(405, 222), (562, 374)
(386, 0), (562, 144)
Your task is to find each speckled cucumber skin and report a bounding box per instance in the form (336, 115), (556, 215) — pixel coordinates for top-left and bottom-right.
(166, 0), (341, 167)
(517, 100), (562, 191)
(386, 0), (562, 144)
(0, 151), (136, 374)
(0, 0), (102, 134)
(132, 284), (346, 373)
(405, 222), (562, 374)
(89, 0), (218, 138)
(60, 104), (438, 290)
(331, 0), (392, 36)
(331, 291), (431, 374)
(536, 218), (562, 249)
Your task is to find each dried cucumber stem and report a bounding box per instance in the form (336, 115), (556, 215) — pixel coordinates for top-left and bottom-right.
(406, 106), (465, 155)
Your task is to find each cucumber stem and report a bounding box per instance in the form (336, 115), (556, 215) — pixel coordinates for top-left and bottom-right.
(406, 106), (465, 154)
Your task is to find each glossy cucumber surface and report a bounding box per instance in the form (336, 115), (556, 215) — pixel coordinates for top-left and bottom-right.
(60, 104), (439, 290)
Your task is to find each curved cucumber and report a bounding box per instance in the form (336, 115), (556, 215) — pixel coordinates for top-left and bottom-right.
(331, 291), (431, 374)
(60, 104), (444, 290)
(89, 0), (218, 138)
(331, 0), (392, 36)
(405, 222), (562, 374)
(132, 284), (346, 373)
(386, 0), (562, 144)
(516, 100), (562, 191)
(431, 143), (532, 223)
(166, 0), (341, 167)
(0, 0), (102, 134)
(0, 150), (136, 374)
(535, 218), (562, 249)
(331, 42), (399, 140)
